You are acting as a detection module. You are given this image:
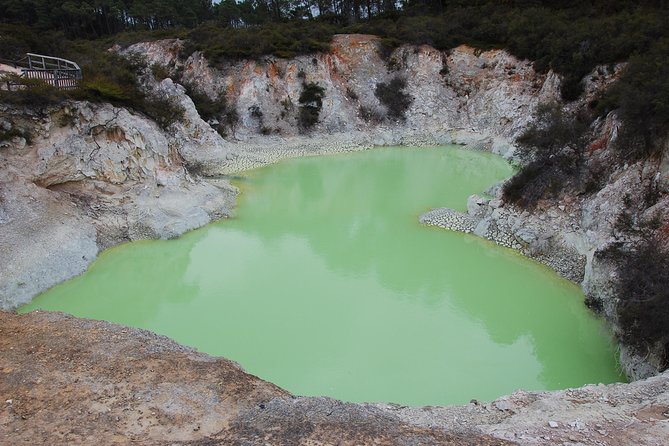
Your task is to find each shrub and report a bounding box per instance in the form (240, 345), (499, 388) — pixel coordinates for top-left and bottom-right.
(502, 154), (579, 208)
(140, 96), (185, 130)
(604, 40), (669, 161)
(374, 76), (413, 121)
(0, 76), (65, 107)
(188, 21), (335, 64)
(515, 103), (589, 162)
(77, 76), (131, 102)
(221, 108), (239, 130)
(559, 75), (585, 102)
(359, 105), (384, 124)
(248, 104), (263, 120)
(615, 238), (669, 369)
(298, 82), (325, 130)
(151, 63), (170, 81)
(0, 24), (64, 61)
(502, 103), (591, 207)
(0, 127), (31, 144)
(180, 83), (238, 135)
(183, 83), (227, 122)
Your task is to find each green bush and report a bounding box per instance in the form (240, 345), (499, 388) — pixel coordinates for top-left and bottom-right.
(615, 239), (669, 369)
(601, 40), (669, 161)
(183, 83), (228, 122)
(181, 83), (239, 136)
(374, 76), (412, 121)
(502, 155), (579, 208)
(151, 63), (170, 81)
(77, 76), (131, 102)
(502, 103), (591, 207)
(0, 126), (31, 144)
(359, 105), (384, 124)
(0, 48), (183, 131)
(140, 96), (185, 130)
(298, 81), (325, 130)
(0, 76), (65, 107)
(188, 21), (335, 65)
(2, 1), (669, 155)
(515, 103), (589, 162)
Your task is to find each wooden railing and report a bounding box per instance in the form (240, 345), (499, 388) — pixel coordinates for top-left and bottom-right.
(1, 53), (83, 90)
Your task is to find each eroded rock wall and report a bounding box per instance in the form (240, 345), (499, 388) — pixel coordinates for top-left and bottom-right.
(126, 35), (560, 154)
(0, 97), (235, 309)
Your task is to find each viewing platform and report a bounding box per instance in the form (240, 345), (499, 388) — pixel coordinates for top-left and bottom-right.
(0, 53), (83, 90)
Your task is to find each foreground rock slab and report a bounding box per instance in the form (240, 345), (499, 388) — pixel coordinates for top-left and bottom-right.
(0, 311), (513, 445)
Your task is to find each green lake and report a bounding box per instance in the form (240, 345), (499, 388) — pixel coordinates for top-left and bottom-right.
(20, 146), (625, 406)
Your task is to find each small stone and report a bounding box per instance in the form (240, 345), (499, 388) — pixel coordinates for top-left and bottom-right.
(569, 420), (585, 430)
(548, 421), (559, 428)
(5, 399), (12, 405)
(494, 400), (513, 411)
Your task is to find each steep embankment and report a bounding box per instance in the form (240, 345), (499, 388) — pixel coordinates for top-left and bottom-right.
(1, 34), (668, 444)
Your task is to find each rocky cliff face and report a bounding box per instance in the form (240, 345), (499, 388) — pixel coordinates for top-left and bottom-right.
(0, 97), (236, 309)
(421, 110), (669, 379)
(3, 34), (663, 367)
(126, 35), (563, 154)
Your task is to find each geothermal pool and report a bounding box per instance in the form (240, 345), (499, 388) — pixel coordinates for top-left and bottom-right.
(20, 146), (624, 406)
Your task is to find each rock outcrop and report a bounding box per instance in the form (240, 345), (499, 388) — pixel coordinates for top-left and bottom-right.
(126, 35), (561, 156)
(0, 99), (235, 309)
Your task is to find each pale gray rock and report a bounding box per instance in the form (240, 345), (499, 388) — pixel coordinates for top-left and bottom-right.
(0, 100), (235, 309)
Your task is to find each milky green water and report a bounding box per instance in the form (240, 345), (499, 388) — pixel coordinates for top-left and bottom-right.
(20, 146), (624, 406)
